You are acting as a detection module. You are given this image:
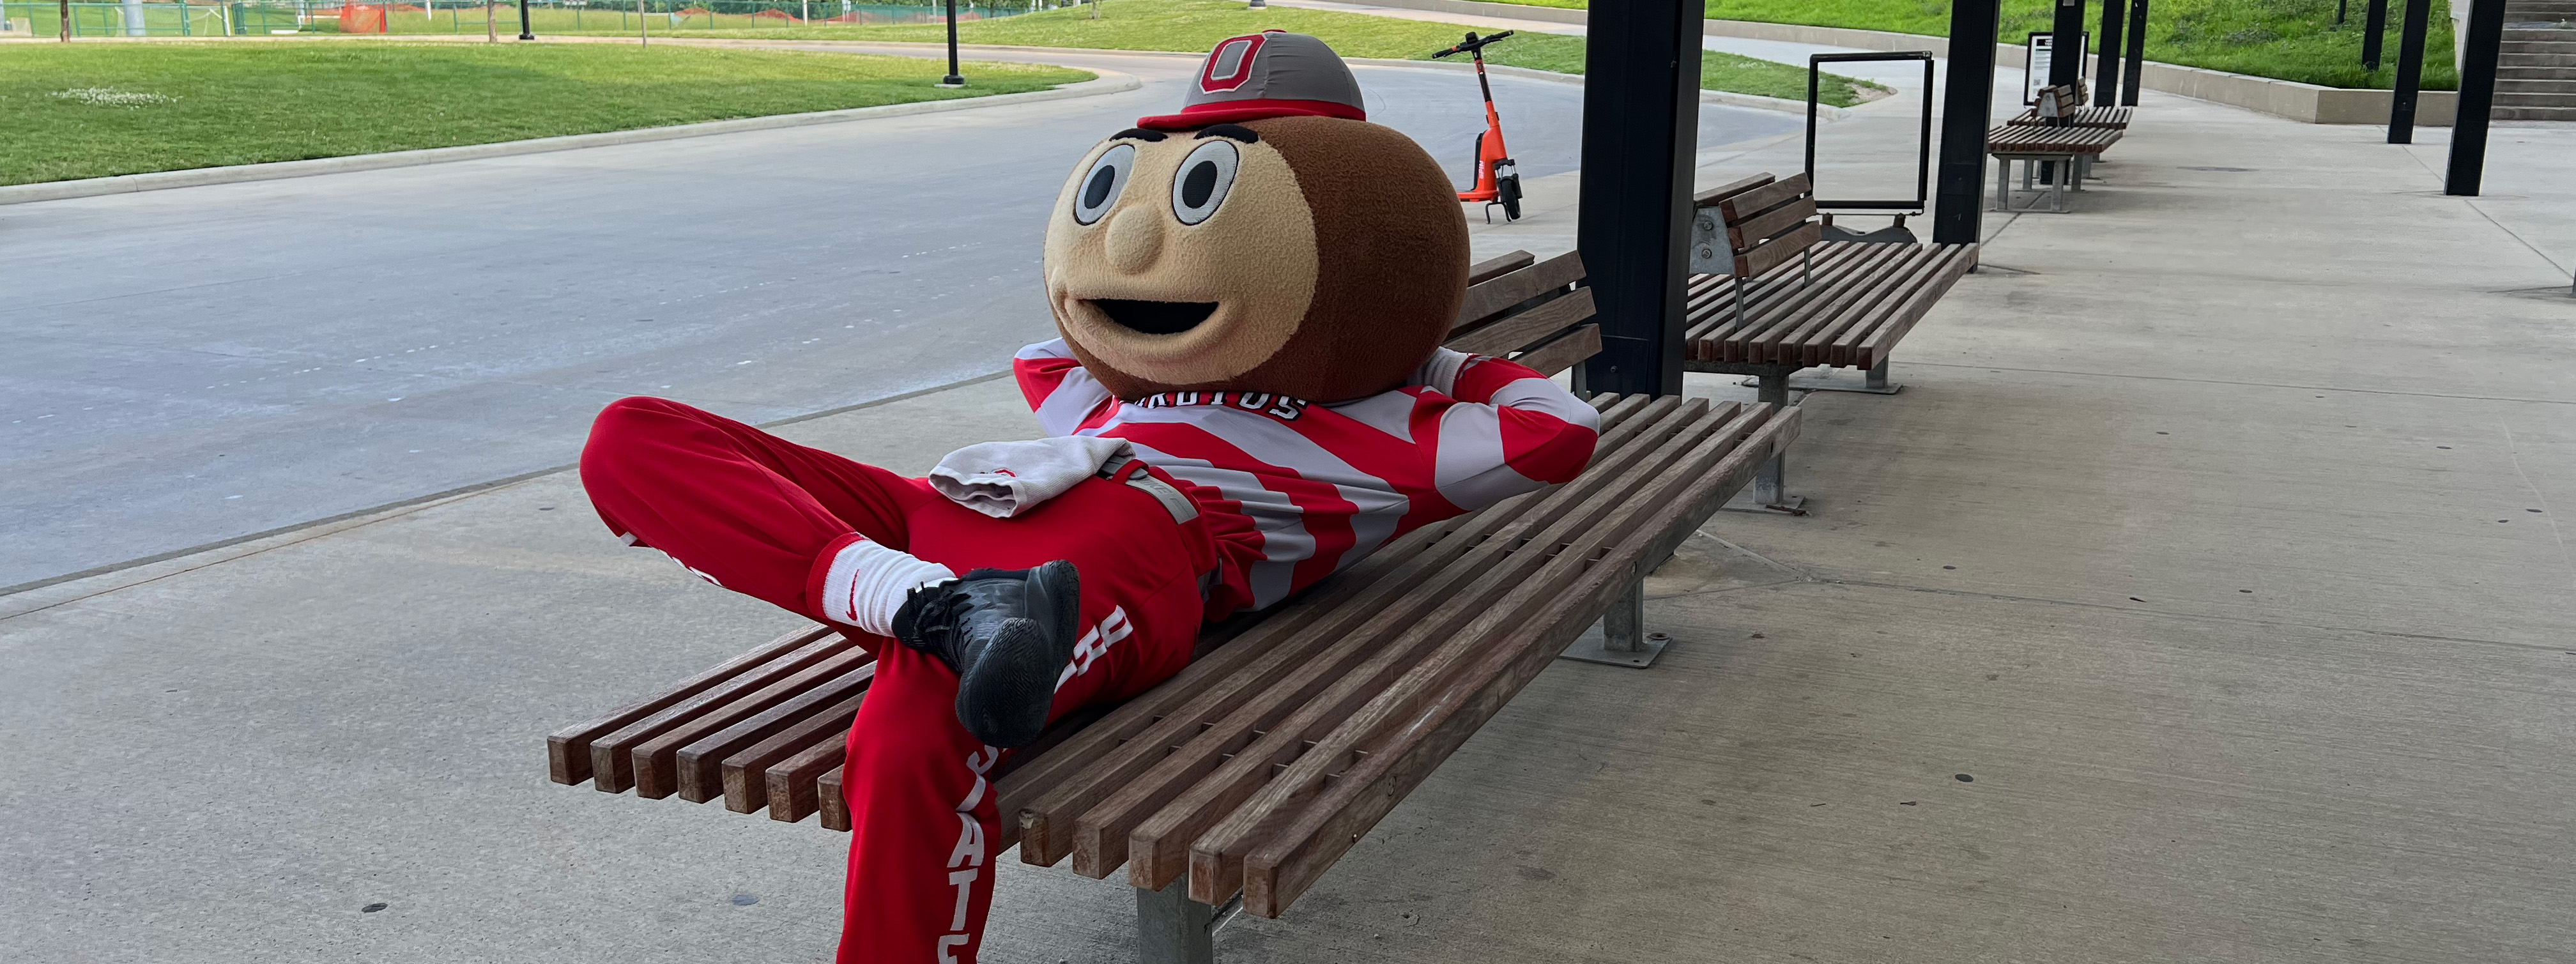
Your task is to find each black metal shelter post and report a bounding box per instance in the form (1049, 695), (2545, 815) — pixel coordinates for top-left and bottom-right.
(518, 0), (532, 39)
(2389, 0), (2432, 142)
(942, 0), (966, 86)
(2121, 0), (2149, 105)
(1575, 0), (1703, 397)
(2448, 0), (2507, 195)
(2364, 0), (2389, 70)
(2095, 0), (2128, 105)
(2050, 0), (2087, 86)
(1933, 0), (2002, 246)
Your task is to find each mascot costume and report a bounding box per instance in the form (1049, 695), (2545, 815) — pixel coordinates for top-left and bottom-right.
(579, 31), (1598, 964)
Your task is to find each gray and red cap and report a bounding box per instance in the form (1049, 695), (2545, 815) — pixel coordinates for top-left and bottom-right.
(1137, 31), (1368, 130)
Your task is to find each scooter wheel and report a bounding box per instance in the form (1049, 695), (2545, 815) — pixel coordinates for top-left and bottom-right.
(1499, 174), (1523, 221)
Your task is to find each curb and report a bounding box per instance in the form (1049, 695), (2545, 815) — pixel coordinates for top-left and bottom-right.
(0, 70), (1138, 206)
(1346, 54), (1837, 119)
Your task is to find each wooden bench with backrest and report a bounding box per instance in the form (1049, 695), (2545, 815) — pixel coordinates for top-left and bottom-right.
(1678, 171), (1977, 512)
(1988, 84), (2124, 212)
(544, 250), (1802, 963)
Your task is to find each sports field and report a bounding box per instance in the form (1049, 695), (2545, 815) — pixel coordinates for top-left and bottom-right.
(1, 43), (1090, 185)
(636, 0), (1892, 105)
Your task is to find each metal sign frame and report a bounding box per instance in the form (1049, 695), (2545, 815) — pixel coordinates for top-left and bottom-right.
(1803, 51), (1936, 214)
(2023, 31), (2092, 103)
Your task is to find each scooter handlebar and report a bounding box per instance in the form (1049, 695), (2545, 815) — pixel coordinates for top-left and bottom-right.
(1432, 29), (1513, 58)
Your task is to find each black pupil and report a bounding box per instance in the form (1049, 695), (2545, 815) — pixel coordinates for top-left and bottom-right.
(1181, 162), (1219, 209)
(1084, 165), (1117, 208)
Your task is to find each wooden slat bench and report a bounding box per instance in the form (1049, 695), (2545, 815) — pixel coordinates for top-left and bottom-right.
(1678, 172), (1975, 512)
(1988, 85), (2125, 213)
(546, 249), (1800, 963)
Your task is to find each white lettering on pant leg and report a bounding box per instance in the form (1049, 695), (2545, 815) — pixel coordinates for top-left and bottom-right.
(1053, 606), (1133, 691)
(938, 744), (1003, 960)
(946, 868), (978, 931)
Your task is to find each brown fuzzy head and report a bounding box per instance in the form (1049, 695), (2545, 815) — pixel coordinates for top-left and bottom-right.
(1041, 115), (1469, 403)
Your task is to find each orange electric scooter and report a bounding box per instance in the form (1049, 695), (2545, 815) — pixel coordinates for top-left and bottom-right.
(1433, 31), (1522, 222)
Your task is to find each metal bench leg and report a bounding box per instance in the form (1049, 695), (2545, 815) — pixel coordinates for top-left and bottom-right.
(1993, 156), (2009, 211)
(1723, 369), (1807, 516)
(1866, 356), (1892, 391)
(1139, 873), (1217, 964)
(1560, 566), (1667, 668)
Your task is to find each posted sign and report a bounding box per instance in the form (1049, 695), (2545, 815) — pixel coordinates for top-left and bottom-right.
(2024, 31), (2090, 103)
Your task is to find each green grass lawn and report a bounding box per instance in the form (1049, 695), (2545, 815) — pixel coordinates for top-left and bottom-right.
(1467, 0), (2456, 89)
(0, 42), (1090, 185)
(620, 0), (1888, 105)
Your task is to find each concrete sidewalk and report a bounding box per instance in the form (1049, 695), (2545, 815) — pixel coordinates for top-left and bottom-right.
(6, 65), (2576, 964)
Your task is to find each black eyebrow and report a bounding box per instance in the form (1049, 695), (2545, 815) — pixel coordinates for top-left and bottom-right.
(1112, 128), (1169, 142)
(1194, 124), (1260, 143)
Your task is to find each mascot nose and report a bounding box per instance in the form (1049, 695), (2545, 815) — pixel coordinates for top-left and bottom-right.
(1102, 206), (1166, 274)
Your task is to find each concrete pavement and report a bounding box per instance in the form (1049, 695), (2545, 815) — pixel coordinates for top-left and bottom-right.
(6, 23), (2576, 964)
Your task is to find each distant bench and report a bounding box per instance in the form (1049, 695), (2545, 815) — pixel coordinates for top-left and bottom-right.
(546, 249), (1800, 963)
(1679, 171), (1977, 512)
(1989, 84), (2124, 212)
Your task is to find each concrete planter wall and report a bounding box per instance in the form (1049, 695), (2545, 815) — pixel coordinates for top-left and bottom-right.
(1350, 0), (2457, 126)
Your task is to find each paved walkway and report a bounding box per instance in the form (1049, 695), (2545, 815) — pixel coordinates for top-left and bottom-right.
(5, 28), (2574, 964)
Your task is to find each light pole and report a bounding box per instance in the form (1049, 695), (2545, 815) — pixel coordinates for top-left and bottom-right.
(940, 0), (963, 86)
(518, 0), (532, 38)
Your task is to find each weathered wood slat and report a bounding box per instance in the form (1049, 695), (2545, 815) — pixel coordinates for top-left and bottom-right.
(1716, 172), (1811, 223)
(1181, 400), (1754, 903)
(586, 631), (855, 794)
(1733, 222), (1825, 286)
(1466, 250), (1535, 286)
(1728, 195), (1820, 250)
(546, 625), (836, 786)
(818, 765), (849, 831)
(1849, 245), (1979, 368)
(1450, 250), (1587, 336)
(1238, 406), (1804, 917)
(629, 645), (874, 800)
(1692, 172), (1773, 208)
(678, 659), (877, 803)
(767, 730), (854, 823)
(720, 685), (869, 813)
(1509, 323), (1601, 378)
(1445, 288), (1597, 358)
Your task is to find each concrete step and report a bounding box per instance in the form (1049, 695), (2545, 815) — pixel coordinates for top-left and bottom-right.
(2491, 104), (2576, 119)
(2497, 77), (2576, 91)
(2492, 91), (2576, 105)
(2501, 29), (2576, 41)
(2499, 50), (2576, 66)
(2496, 64), (2576, 78)
(2500, 42), (2576, 56)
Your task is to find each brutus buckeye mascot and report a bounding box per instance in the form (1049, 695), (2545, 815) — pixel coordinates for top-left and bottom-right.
(579, 32), (1598, 964)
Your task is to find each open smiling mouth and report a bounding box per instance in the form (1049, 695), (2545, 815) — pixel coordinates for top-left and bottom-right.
(1089, 299), (1218, 335)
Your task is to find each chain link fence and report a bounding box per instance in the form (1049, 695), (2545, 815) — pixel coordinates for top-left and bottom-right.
(3, 0), (1047, 38)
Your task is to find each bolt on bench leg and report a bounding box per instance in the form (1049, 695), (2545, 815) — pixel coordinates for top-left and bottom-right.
(1560, 569), (1668, 668)
(1138, 873), (1218, 964)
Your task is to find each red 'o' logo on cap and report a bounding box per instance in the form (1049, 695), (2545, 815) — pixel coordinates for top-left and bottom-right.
(1200, 33), (1268, 93)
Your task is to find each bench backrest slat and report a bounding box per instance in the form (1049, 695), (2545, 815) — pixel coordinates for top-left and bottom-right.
(1692, 172), (1774, 208)
(1445, 249), (1598, 373)
(1465, 250), (1536, 286)
(1712, 172), (1820, 278)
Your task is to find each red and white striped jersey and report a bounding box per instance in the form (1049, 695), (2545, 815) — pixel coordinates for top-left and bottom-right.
(1013, 339), (1598, 618)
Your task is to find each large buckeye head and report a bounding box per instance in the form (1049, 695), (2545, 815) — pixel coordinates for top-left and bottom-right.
(1041, 114), (1469, 403)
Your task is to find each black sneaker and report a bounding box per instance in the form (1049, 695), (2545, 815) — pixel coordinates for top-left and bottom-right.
(891, 560), (1082, 748)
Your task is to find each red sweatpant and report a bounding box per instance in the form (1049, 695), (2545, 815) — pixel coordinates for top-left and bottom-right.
(579, 397), (1208, 964)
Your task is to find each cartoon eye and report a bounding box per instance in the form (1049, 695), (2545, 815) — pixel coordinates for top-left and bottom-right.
(1073, 144), (1135, 226)
(1169, 139), (1239, 226)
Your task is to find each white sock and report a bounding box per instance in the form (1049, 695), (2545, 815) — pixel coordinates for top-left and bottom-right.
(819, 538), (956, 636)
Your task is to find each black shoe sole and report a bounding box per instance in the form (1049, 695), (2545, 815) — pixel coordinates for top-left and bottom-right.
(954, 560), (1082, 748)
